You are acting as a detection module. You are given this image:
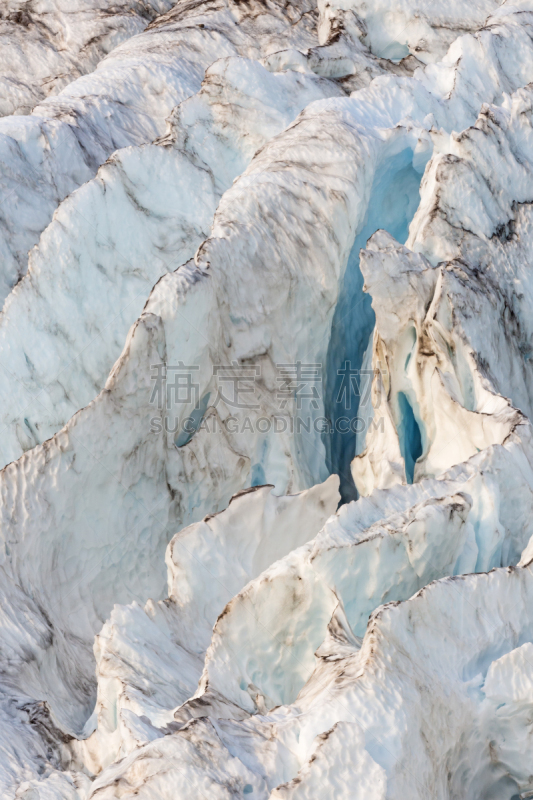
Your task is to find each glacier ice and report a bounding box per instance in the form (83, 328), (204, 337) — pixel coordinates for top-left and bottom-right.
(0, 55), (343, 467)
(2, 0), (533, 798)
(0, 0), (176, 117)
(75, 477), (339, 771)
(0, 0), (327, 302)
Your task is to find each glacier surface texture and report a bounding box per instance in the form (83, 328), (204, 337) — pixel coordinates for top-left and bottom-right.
(2, 0), (533, 798)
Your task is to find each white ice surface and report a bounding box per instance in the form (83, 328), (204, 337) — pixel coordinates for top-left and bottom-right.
(0, 57), (343, 467)
(2, 0), (533, 471)
(74, 477), (339, 771)
(3, 1), (533, 798)
(0, 0), (328, 302)
(0, 1), (176, 116)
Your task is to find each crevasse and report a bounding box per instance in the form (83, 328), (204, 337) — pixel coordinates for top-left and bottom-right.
(2, 1), (533, 799)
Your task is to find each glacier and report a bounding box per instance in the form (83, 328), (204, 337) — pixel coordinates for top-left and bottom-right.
(2, 0), (533, 798)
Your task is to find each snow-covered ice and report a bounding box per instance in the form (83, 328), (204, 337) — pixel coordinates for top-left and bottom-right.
(0, 1), (176, 116)
(2, 0), (533, 798)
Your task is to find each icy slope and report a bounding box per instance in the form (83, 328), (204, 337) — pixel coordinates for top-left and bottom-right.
(348, 0), (502, 62)
(89, 565), (533, 800)
(0, 0), (532, 475)
(3, 0), (533, 798)
(0, 57), (343, 467)
(0, 0), (176, 117)
(0, 0), (340, 302)
(76, 478), (340, 771)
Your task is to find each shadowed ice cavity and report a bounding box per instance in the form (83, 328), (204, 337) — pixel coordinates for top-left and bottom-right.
(397, 390), (423, 483)
(324, 148), (422, 503)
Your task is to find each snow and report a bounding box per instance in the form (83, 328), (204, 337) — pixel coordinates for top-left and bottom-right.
(0, 0), (328, 303)
(72, 478), (339, 771)
(0, 57), (343, 468)
(1, 0), (533, 798)
(0, 1), (176, 117)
